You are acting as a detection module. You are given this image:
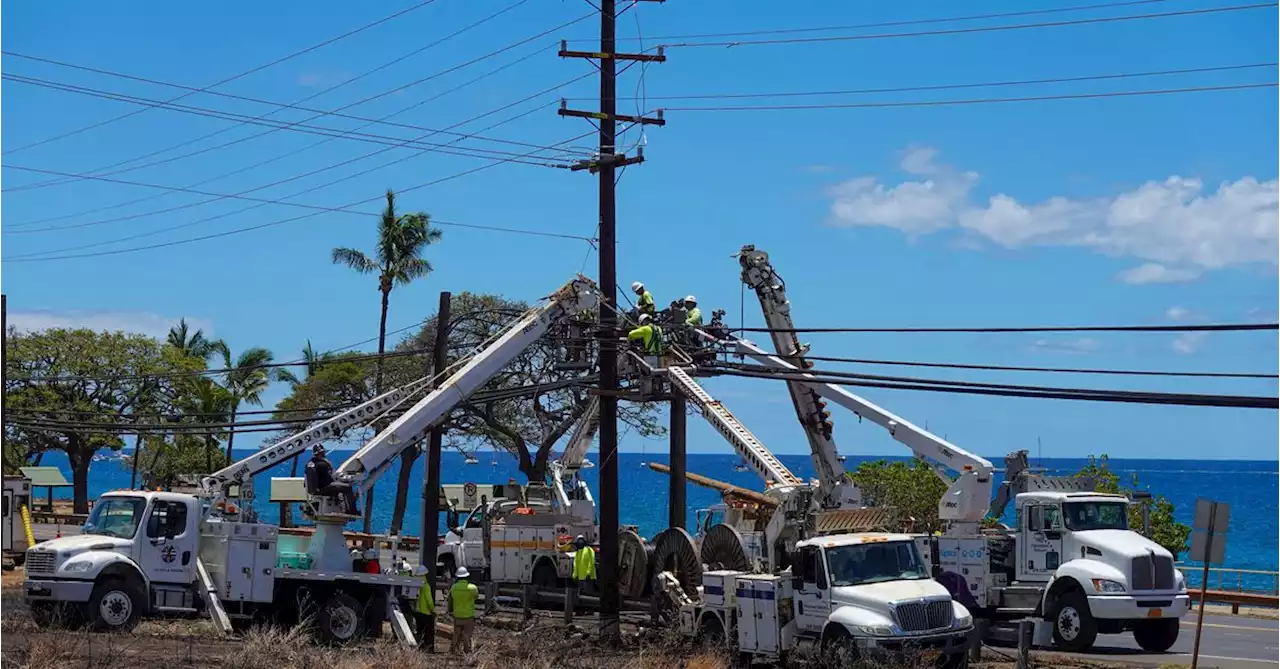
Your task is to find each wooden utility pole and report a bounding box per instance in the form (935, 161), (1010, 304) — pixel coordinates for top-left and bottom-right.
(419, 291), (452, 652)
(558, 0), (665, 641)
(1, 294), (6, 472)
(669, 390), (686, 529)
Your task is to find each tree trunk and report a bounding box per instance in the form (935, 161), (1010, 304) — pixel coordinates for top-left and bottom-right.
(69, 448), (91, 514)
(363, 282), (392, 536)
(390, 446), (420, 535)
(224, 404), (238, 465)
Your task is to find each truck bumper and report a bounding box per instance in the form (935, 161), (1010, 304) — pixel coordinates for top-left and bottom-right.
(856, 627), (972, 657)
(1087, 593), (1191, 619)
(24, 578), (94, 603)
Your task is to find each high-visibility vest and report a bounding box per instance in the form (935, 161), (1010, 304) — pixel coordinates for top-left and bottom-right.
(450, 580), (479, 619)
(416, 575), (435, 615)
(628, 324), (664, 355)
(573, 547), (597, 581)
(685, 307), (703, 327)
(638, 291), (656, 314)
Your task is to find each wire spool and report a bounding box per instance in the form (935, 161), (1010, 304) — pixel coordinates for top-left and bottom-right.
(648, 527), (702, 597)
(701, 523), (753, 573)
(617, 528), (649, 599)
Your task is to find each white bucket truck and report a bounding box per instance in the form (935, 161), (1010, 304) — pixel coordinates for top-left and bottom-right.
(22, 276), (601, 643)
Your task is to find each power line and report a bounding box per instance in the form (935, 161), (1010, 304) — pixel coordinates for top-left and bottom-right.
(3, 0), (555, 192)
(0, 74), (585, 164)
(793, 354), (1278, 380)
(574, 0), (1177, 42)
(662, 83), (1276, 112)
(661, 3), (1277, 49)
(0, 0), (440, 156)
(731, 323), (1277, 334)
(711, 366), (1278, 410)
(586, 62), (1277, 101)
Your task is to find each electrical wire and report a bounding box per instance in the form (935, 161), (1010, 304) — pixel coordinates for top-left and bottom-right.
(588, 62), (1277, 102)
(731, 323), (1277, 333)
(711, 366), (1278, 410)
(0, 0), (440, 156)
(660, 3), (1277, 49)
(0, 127), (598, 263)
(793, 354), (1278, 380)
(2, 0), (568, 193)
(661, 83), (1276, 112)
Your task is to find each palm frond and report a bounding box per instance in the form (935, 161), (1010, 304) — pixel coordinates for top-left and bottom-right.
(331, 247), (378, 273)
(394, 257), (434, 285)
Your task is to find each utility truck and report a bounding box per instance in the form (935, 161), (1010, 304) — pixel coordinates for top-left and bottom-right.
(3, 475), (33, 567)
(23, 276), (600, 643)
(729, 245), (1189, 652)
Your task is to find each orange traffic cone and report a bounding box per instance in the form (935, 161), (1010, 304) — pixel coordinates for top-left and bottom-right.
(55, 524), (61, 539)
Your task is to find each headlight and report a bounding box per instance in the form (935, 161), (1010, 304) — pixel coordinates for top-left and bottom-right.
(1177, 578), (1187, 593)
(851, 624), (895, 637)
(62, 560), (94, 573)
(1092, 579), (1126, 593)
(954, 612), (973, 629)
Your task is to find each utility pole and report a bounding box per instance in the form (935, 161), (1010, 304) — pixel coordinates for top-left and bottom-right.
(1, 294), (6, 473)
(558, 0), (665, 642)
(419, 291), (451, 652)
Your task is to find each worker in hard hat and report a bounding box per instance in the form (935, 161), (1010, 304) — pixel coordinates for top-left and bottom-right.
(683, 296), (703, 327)
(627, 313), (664, 357)
(305, 444), (358, 515)
(572, 535), (596, 585)
(411, 565), (436, 650)
(631, 281), (656, 318)
(448, 566), (479, 654)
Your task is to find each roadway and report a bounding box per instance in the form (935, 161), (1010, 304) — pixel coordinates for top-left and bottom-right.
(1036, 612), (1279, 669)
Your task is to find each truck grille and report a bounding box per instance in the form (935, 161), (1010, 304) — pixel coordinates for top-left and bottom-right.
(1131, 554), (1176, 590)
(894, 599), (953, 632)
(25, 549), (56, 574)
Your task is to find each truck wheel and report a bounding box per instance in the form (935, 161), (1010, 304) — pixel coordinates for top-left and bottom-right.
(1133, 618), (1179, 652)
(316, 592), (366, 645)
(1050, 590), (1098, 652)
(698, 614), (726, 649)
(532, 560), (558, 590)
(821, 626), (858, 666)
(85, 578), (143, 632)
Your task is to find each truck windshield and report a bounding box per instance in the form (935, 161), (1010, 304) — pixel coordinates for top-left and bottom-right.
(82, 497), (146, 539)
(827, 541), (930, 587)
(1063, 501), (1128, 531)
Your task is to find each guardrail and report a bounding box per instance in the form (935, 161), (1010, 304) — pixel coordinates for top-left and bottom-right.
(1177, 564), (1279, 613)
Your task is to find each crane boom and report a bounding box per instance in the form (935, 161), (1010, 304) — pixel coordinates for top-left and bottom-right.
(736, 245), (858, 508)
(338, 276), (599, 487)
(559, 394), (601, 470)
(731, 336), (995, 528)
(664, 366), (802, 488)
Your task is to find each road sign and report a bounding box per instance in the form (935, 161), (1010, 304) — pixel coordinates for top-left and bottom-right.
(1189, 497), (1229, 669)
(1189, 531), (1227, 565)
(1193, 498), (1230, 531)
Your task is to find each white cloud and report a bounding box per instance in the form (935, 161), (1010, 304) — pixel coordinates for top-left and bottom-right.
(1117, 263), (1202, 285)
(1171, 331), (1207, 355)
(827, 148), (1279, 280)
(1030, 337), (1102, 355)
(1165, 306), (1191, 321)
(8, 310), (211, 340)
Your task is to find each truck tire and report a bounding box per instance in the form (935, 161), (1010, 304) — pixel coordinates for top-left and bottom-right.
(1049, 590), (1098, 652)
(532, 559), (559, 590)
(820, 625), (858, 665)
(85, 578), (143, 632)
(698, 614), (726, 650)
(316, 592), (366, 645)
(1132, 618), (1179, 652)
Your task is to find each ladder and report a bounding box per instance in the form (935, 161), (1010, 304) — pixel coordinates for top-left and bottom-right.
(195, 558), (233, 634)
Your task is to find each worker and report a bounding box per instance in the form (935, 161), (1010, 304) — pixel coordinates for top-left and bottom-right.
(304, 444), (358, 515)
(626, 313), (664, 356)
(411, 565), (436, 650)
(572, 535), (596, 585)
(448, 566), (479, 654)
(683, 295), (703, 327)
(631, 281), (656, 318)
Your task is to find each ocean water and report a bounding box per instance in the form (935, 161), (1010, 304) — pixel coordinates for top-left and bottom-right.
(35, 450), (1279, 589)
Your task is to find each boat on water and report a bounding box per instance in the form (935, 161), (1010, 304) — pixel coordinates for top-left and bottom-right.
(580, 458), (595, 469)
(733, 462), (748, 472)
(464, 455), (480, 465)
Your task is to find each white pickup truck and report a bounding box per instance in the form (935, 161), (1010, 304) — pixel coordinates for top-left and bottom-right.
(672, 533), (973, 668)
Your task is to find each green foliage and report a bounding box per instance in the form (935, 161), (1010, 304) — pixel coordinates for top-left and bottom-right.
(1075, 454), (1191, 556)
(848, 458), (949, 533)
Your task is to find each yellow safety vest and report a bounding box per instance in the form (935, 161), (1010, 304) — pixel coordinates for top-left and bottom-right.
(627, 324), (664, 355)
(416, 575), (435, 615)
(450, 580), (478, 619)
(685, 307), (703, 327)
(638, 291), (655, 315)
(573, 547), (597, 581)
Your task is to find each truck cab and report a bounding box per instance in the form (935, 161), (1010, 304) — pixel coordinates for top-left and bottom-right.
(24, 491), (202, 630)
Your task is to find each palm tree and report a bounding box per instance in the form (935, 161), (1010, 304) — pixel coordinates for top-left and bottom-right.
(332, 189), (442, 533)
(175, 376), (234, 473)
(167, 319), (226, 363)
(275, 340), (323, 389)
(221, 346), (275, 463)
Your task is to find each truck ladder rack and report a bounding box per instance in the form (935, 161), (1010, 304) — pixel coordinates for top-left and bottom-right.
(664, 366), (801, 487)
(195, 557), (233, 634)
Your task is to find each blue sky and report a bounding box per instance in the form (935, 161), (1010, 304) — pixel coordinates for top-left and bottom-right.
(2, 0), (1276, 461)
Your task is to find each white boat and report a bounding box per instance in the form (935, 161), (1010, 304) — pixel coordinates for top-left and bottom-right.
(464, 456), (479, 465)
(580, 458), (595, 469)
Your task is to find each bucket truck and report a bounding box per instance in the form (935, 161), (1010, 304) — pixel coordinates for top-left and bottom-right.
(642, 364), (972, 667)
(731, 245), (1189, 652)
(22, 276), (600, 644)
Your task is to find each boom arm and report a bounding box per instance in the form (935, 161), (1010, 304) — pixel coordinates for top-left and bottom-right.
(547, 394), (600, 514)
(338, 276), (599, 488)
(736, 245), (857, 508)
(732, 337), (995, 527)
(665, 366), (803, 488)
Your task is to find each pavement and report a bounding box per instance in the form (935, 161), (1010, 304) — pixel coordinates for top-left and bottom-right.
(1043, 612), (1279, 669)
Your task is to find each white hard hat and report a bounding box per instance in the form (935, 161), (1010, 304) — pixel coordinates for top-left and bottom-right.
(631, 281), (644, 292)
(637, 313), (652, 324)
(412, 565), (429, 576)
(455, 566), (470, 579)
(685, 295), (697, 304)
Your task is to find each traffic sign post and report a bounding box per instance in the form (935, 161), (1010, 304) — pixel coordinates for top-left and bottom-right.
(1189, 497), (1230, 669)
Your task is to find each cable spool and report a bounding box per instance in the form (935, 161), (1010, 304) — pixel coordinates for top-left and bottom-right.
(617, 528), (648, 599)
(701, 523), (753, 573)
(648, 527), (702, 597)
